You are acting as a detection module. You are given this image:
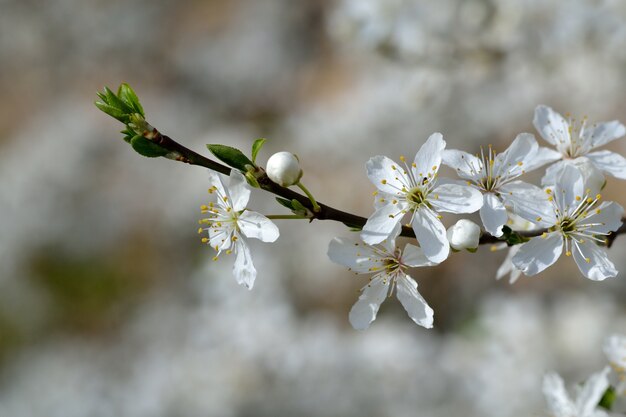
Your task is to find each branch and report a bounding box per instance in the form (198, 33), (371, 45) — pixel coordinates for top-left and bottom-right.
(148, 129), (626, 247)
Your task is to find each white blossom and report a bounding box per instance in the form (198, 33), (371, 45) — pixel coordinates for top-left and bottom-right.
(328, 229), (436, 330)
(199, 170), (279, 289)
(266, 151), (303, 187)
(603, 334), (626, 394)
(542, 368), (611, 417)
(512, 165), (623, 281)
(362, 132), (482, 263)
(443, 133), (560, 237)
(534, 105), (626, 184)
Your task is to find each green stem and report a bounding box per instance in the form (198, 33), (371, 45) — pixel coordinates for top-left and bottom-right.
(296, 182), (321, 213)
(266, 214), (309, 220)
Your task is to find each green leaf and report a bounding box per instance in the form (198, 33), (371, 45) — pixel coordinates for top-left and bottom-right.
(598, 386), (616, 411)
(207, 144), (254, 171)
(251, 138), (267, 164)
(94, 102), (129, 123)
(501, 226), (528, 246)
(130, 135), (169, 158)
(275, 197), (294, 210)
(117, 83), (144, 117)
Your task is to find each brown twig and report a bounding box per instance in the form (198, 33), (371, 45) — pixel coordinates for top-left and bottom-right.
(148, 130), (625, 247)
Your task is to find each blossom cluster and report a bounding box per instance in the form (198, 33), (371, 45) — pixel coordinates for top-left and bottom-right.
(199, 105), (625, 331)
(542, 333), (626, 417)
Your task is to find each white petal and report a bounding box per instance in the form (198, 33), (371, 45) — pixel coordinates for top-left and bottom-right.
(402, 243), (437, 267)
(525, 146), (563, 172)
(207, 171), (231, 209)
(494, 133), (538, 177)
(583, 201), (623, 234)
(413, 132), (445, 179)
(395, 275), (434, 328)
(233, 240), (256, 289)
(238, 211), (279, 242)
(586, 150), (626, 179)
(554, 164), (585, 211)
(228, 170), (251, 211)
(480, 193), (508, 237)
(575, 367), (611, 416)
(541, 160), (566, 187)
(429, 182), (483, 214)
(441, 149), (481, 180)
(411, 208), (449, 263)
(366, 155), (412, 195)
(572, 240), (617, 281)
(500, 181), (556, 227)
(533, 105), (571, 148)
(542, 373), (576, 417)
(583, 120), (626, 148)
(208, 223), (235, 252)
(327, 237), (384, 273)
(512, 232), (563, 276)
(361, 201), (404, 245)
(348, 277), (389, 330)
(496, 246), (523, 284)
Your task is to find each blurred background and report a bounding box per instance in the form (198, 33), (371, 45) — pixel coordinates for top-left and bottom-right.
(1, 0), (626, 416)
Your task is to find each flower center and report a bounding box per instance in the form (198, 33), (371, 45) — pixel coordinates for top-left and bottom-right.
(406, 187), (426, 207)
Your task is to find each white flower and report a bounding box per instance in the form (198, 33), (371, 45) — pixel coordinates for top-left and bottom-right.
(534, 105), (626, 183)
(199, 170), (280, 289)
(545, 157), (606, 196)
(446, 219), (480, 251)
(266, 151), (303, 187)
(603, 334), (626, 394)
(512, 165), (623, 281)
(328, 229), (436, 330)
(542, 367), (611, 417)
(361, 132), (482, 263)
(442, 133), (560, 237)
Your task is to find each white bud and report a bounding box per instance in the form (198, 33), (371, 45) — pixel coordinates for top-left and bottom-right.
(446, 219), (480, 251)
(266, 152), (303, 187)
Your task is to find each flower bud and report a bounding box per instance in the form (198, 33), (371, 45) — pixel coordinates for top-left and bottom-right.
(266, 152), (303, 187)
(446, 219), (480, 251)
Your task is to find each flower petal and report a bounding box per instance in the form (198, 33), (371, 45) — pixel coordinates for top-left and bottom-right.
(496, 246), (523, 284)
(361, 201), (405, 245)
(441, 149), (482, 181)
(228, 170), (251, 211)
(411, 208), (449, 263)
(494, 133), (538, 177)
(366, 155), (412, 195)
(348, 277), (389, 330)
(413, 132), (445, 179)
(572, 240), (618, 281)
(525, 146), (563, 172)
(207, 171), (231, 209)
(586, 150), (626, 180)
(238, 211), (279, 242)
(533, 105), (571, 148)
(208, 223), (235, 252)
(327, 237), (384, 274)
(554, 164), (585, 211)
(395, 275), (434, 328)
(583, 120), (626, 149)
(429, 182), (483, 214)
(402, 243), (437, 267)
(233, 240), (256, 289)
(500, 181), (556, 227)
(575, 367), (611, 416)
(542, 373), (576, 417)
(480, 193), (508, 237)
(512, 232), (563, 276)
(583, 201), (623, 234)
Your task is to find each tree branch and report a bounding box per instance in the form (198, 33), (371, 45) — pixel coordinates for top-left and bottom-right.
(148, 129), (625, 247)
